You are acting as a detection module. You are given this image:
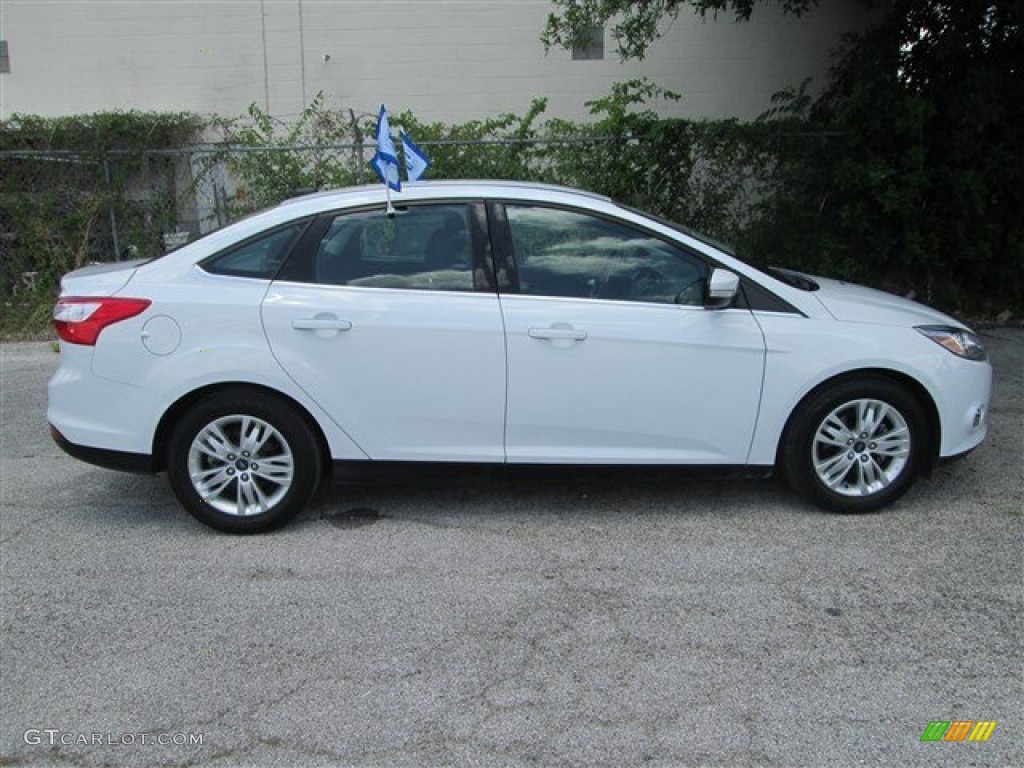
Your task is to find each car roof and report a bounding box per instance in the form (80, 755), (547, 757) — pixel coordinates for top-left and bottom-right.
(276, 180), (613, 213)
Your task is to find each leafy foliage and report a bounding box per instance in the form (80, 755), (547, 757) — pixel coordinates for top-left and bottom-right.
(748, 0), (1024, 309)
(0, 111), (207, 154)
(4, 22), (1022, 341)
(0, 111), (209, 336)
(544, 0), (1023, 311)
(542, 79), (774, 243)
(395, 99), (549, 181)
(208, 93), (367, 216)
(542, 0), (819, 59)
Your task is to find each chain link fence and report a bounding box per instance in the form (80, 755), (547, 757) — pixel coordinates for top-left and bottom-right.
(1, 149), (194, 296)
(0, 136), (611, 294)
(1, 129), (786, 328)
(2, 124), (1015, 334)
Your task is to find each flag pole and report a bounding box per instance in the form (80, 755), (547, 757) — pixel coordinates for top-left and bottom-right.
(373, 103), (398, 216)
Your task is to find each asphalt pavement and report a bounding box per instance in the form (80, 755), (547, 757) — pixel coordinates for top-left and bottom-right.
(1, 331), (1021, 767)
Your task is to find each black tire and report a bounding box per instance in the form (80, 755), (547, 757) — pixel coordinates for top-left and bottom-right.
(781, 376), (928, 514)
(167, 391), (321, 534)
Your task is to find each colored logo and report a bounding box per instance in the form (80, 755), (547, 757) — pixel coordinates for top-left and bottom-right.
(920, 720), (997, 742)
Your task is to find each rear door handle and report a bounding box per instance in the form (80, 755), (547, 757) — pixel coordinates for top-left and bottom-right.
(291, 318), (352, 331)
(528, 327), (587, 342)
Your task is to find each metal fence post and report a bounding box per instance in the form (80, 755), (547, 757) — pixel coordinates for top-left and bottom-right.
(103, 156), (122, 260)
(349, 108), (366, 184)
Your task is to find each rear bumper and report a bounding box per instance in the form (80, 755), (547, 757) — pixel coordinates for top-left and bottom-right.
(50, 425), (155, 473)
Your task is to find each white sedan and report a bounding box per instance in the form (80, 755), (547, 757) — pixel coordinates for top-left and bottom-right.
(48, 182), (991, 532)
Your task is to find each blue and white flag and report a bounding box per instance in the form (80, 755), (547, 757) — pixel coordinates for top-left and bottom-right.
(401, 131), (431, 182)
(369, 104), (401, 192)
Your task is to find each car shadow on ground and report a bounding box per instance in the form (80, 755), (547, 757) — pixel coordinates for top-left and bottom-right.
(63, 464), (815, 534)
(296, 465), (812, 528)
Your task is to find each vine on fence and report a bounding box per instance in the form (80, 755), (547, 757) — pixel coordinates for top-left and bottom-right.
(0, 111), (209, 335)
(208, 93), (366, 216)
(1, 82), (1020, 337)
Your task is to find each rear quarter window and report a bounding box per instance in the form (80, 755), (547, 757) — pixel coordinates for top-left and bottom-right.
(200, 221), (308, 279)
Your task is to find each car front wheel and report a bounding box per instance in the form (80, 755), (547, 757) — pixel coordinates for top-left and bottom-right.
(167, 391), (321, 533)
(782, 377), (927, 513)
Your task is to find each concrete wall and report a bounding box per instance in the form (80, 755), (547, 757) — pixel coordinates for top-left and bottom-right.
(0, 0), (870, 124)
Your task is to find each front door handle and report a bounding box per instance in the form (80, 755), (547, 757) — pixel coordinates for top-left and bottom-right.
(291, 317), (352, 331)
(528, 327), (587, 342)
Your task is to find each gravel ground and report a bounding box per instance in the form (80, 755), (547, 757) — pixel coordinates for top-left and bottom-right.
(1, 331), (1021, 767)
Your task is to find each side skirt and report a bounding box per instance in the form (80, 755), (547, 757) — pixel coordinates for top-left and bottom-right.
(329, 461), (773, 487)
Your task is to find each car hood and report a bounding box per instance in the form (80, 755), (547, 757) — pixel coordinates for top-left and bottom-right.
(59, 259), (146, 297)
(809, 275), (965, 329)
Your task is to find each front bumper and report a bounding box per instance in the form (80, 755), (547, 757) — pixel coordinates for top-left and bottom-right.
(934, 358), (992, 458)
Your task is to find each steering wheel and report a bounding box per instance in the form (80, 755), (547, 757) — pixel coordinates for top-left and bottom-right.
(628, 266), (666, 299)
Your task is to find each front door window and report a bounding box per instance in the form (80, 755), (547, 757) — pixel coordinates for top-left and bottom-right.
(506, 205), (709, 306)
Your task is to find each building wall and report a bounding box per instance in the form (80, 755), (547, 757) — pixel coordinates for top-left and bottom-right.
(0, 0), (870, 124)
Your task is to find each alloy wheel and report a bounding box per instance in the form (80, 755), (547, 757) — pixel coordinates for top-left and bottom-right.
(811, 398), (911, 497)
(187, 414), (295, 517)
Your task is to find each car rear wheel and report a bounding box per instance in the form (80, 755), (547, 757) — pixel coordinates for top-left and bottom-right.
(782, 377), (927, 513)
(167, 391), (321, 533)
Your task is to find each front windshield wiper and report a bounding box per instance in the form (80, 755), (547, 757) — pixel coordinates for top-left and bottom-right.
(766, 267), (820, 291)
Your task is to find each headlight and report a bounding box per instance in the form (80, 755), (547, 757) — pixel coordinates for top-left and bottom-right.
(916, 325), (987, 361)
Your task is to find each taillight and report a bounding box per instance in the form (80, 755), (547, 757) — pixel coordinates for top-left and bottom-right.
(53, 297), (151, 346)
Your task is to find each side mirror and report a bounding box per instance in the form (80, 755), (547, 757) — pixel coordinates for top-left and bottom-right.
(704, 268), (740, 309)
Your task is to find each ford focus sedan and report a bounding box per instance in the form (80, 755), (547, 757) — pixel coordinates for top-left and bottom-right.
(48, 181), (991, 533)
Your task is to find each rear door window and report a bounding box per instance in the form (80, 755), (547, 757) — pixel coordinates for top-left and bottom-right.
(310, 205), (475, 292)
